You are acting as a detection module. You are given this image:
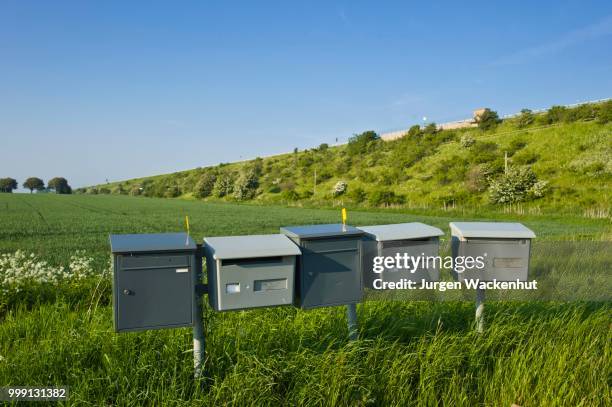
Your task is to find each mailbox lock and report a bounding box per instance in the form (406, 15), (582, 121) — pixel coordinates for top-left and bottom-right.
(123, 289), (133, 295)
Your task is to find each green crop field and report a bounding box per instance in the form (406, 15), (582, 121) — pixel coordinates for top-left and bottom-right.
(0, 193), (610, 405)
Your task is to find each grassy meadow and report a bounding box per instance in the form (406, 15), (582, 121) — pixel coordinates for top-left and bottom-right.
(0, 193), (610, 405)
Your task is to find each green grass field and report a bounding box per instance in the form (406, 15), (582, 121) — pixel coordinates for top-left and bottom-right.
(0, 194), (610, 405)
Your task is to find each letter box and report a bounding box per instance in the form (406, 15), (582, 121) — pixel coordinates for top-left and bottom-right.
(358, 222), (444, 289)
(204, 234), (301, 311)
(280, 224), (364, 309)
(110, 233), (197, 332)
(450, 222), (536, 282)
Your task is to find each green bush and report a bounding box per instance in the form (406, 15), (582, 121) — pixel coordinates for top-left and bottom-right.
(346, 131), (380, 156)
(460, 134), (475, 148)
(470, 141), (499, 164)
(476, 108), (501, 131)
(194, 172), (217, 198)
(516, 109), (535, 128)
(597, 100), (612, 124)
(233, 169), (259, 200)
(213, 174), (234, 198)
(513, 151), (540, 165)
(347, 186), (366, 203)
(368, 189), (404, 207)
(545, 105), (567, 124)
(488, 167), (541, 204)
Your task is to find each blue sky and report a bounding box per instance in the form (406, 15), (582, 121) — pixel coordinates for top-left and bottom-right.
(1, 1), (611, 190)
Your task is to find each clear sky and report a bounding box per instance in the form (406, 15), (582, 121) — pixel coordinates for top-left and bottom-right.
(2, 1), (611, 190)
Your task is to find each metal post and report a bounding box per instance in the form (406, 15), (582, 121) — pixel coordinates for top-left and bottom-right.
(193, 244), (205, 378)
(346, 303), (358, 341)
(475, 287), (485, 333)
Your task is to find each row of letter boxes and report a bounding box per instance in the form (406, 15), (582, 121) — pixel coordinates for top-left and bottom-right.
(110, 221), (535, 332)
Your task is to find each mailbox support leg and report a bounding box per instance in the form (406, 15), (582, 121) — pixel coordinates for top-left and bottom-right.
(346, 303), (358, 341)
(475, 287), (485, 334)
(193, 244), (206, 379)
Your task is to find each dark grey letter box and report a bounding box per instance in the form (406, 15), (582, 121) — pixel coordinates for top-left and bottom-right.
(450, 222), (536, 282)
(280, 224), (364, 309)
(204, 234), (301, 311)
(110, 233), (196, 332)
(357, 222), (444, 289)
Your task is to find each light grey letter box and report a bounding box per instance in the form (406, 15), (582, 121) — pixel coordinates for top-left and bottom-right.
(109, 233), (196, 332)
(204, 234), (301, 311)
(450, 222), (536, 282)
(358, 222), (444, 289)
(280, 224), (364, 309)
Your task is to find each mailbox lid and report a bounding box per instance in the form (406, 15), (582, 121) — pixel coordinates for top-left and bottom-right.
(110, 233), (196, 254)
(204, 234), (301, 260)
(450, 222), (535, 239)
(358, 222), (444, 241)
(281, 223), (363, 240)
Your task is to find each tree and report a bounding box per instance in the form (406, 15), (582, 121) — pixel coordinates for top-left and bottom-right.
(545, 105), (567, 124)
(347, 131), (380, 156)
(194, 172), (217, 198)
(233, 169), (259, 200)
(516, 109), (534, 128)
(47, 177), (72, 194)
(22, 177), (44, 193)
(476, 108), (501, 131)
(0, 178), (18, 193)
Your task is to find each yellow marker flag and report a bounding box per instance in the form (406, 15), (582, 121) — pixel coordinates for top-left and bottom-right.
(341, 208), (347, 225)
(185, 215), (190, 236)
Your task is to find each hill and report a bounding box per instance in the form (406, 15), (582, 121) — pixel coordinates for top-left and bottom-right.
(83, 101), (612, 216)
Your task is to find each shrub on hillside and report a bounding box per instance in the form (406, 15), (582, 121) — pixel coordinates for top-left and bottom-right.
(597, 100), (612, 124)
(476, 108), (501, 131)
(348, 186), (367, 203)
(507, 138), (527, 156)
(368, 189), (404, 207)
(332, 181), (348, 196)
(233, 169), (259, 200)
(488, 166), (544, 204)
(470, 141), (499, 164)
(129, 186), (142, 196)
(280, 189), (300, 201)
(164, 185), (181, 198)
(465, 165), (489, 192)
(194, 172), (217, 198)
(460, 134), (475, 148)
(516, 109), (535, 128)
(545, 105), (567, 124)
(513, 150), (540, 165)
(213, 173), (234, 198)
(347, 131), (380, 156)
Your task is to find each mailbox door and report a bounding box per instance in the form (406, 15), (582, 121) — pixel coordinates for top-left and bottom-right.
(380, 239), (440, 284)
(115, 254), (193, 331)
(461, 239), (530, 281)
(299, 237), (362, 308)
(216, 256), (295, 311)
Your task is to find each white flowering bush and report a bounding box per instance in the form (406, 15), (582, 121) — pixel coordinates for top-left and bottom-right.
(0, 250), (105, 297)
(333, 181), (348, 196)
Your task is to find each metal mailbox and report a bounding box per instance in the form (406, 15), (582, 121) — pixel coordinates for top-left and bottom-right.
(204, 234), (301, 311)
(280, 224), (364, 309)
(110, 233), (197, 332)
(358, 222), (444, 289)
(450, 222), (536, 282)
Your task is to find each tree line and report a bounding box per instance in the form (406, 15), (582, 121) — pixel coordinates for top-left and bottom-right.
(0, 177), (72, 194)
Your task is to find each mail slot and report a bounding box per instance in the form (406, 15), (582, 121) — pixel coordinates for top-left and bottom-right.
(280, 224), (364, 309)
(109, 233), (197, 332)
(358, 222), (444, 289)
(204, 234), (301, 311)
(450, 222), (536, 282)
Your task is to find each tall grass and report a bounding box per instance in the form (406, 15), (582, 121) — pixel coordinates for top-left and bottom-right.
(0, 194), (609, 405)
